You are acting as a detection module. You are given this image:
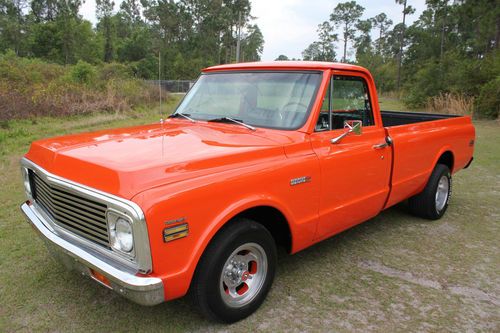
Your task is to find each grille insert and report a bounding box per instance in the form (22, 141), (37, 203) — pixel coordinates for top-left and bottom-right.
(31, 172), (110, 247)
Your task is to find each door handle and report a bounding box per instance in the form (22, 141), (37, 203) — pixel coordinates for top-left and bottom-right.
(373, 143), (388, 149)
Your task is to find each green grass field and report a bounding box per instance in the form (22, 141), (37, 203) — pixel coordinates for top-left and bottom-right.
(1, 98), (499, 332)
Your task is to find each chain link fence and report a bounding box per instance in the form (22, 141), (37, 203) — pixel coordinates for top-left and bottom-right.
(148, 80), (195, 93)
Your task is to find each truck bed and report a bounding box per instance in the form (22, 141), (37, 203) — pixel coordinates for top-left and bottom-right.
(381, 110), (460, 127)
(380, 110), (474, 209)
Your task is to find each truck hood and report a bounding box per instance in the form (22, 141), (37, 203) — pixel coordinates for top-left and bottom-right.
(25, 120), (288, 199)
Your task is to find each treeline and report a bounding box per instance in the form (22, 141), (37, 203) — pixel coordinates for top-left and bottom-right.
(0, 0), (264, 80)
(301, 0), (499, 118)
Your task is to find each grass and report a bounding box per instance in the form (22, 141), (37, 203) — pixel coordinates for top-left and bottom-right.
(0, 98), (499, 332)
(378, 95), (419, 112)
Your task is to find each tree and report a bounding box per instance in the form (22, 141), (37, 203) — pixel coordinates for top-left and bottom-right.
(275, 55), (289, 61)
(240, 24), (264, 62)
(354, 19), (372, 58)
(330, 1), (364, 62)
(96, 0), (115, 62)
(302, 42), (322, 61)
(120, 0), (142, 25)
(0, 0), (28, 55)
(395, 0), (415, 89)
(27, 0), (90, 64)
(371, 13), (392, 54)
(454, 0), (500, 56)
(317, 21), (337, 61)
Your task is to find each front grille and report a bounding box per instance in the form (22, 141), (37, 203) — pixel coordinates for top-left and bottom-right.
(31, 171), (110, 248)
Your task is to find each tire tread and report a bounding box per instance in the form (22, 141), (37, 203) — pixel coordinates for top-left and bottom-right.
(408, 163), (451, 220)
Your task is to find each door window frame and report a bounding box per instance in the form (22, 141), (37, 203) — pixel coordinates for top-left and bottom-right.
(315, 71), (379, 133)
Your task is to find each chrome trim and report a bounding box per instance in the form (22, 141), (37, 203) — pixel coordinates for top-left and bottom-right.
(21, 202), (164, 306)
(219, 243), (268, 308)
(435, 175), (450, 213)
(372, 142), (389, 149)
(106, 209), (136, 258)
(21, 158), (153, 274)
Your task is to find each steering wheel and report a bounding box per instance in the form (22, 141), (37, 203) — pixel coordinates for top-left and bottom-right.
(278, 102), (309, 120)
(281, 102), (309, 111)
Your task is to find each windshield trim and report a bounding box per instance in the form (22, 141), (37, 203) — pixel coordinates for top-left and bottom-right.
(171, 70), (324, 131)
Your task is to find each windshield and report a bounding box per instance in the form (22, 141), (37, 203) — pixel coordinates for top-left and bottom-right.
(174, 71), (322, 130)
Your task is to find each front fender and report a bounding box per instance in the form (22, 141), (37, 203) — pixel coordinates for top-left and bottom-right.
(132, 155), (320, 300)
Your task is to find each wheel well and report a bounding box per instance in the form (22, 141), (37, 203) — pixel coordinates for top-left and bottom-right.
(235, 206), (292, 253)
(437, 151), (454, 172)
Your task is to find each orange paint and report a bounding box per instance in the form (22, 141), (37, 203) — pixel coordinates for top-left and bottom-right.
(24, 62), (475, 302)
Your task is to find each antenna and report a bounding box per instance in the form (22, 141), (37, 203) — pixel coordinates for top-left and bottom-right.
(159, 51), (163, 124)
(236, 11), (241, 62)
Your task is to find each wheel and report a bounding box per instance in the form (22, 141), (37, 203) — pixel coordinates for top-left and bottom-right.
(191, 219), (277, 323)
(408, 164), (452, 220)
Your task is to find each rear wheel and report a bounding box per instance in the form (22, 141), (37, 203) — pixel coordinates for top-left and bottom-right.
(191, 219), (277, 323)
(408, 164), (452, 220)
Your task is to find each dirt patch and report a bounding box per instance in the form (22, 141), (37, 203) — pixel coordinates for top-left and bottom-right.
(359, 260), (500, 306)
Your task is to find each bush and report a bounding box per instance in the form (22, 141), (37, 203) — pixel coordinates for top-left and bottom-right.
(131, 55), (158, 79)
(0, 54), (161, 120)
(98, 62), (133, 81)
(426, 93), (475, 116)
(70, 60), (95, 84)
(475, 77), (500, 119)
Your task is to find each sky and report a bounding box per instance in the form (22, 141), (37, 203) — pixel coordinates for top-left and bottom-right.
(80, 0), (427, 61)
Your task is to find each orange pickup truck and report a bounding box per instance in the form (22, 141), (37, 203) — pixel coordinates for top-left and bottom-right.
(20, 62), (475, 323)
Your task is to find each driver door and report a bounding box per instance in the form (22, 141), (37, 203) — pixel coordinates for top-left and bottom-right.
(311, 73), (392, 240)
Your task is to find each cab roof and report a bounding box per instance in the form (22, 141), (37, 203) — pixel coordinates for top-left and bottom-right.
(203, 61), (369, 74)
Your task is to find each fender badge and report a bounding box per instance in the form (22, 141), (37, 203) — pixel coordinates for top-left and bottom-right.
(163, 223), (189, 242)
(290, 176), (311, 186)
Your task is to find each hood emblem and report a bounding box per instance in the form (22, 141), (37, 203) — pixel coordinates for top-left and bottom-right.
(290, 176), (311, 186)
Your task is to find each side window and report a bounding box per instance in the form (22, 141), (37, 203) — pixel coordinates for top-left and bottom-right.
(315, 76), (374, 132)
(331, 76), (374, 129)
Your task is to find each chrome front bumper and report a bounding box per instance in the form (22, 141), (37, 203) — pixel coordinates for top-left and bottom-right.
(20, 201), (165, 306)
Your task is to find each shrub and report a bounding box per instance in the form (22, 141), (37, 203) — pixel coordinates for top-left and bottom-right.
(475, 77), (500, 119)
(70, 60), (96, 84)
(98, 62), (133, 81)
(425, 93), (475, 116)
(0, 55), (161, 120)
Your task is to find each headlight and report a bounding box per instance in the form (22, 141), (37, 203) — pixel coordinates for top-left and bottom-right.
(115, 218), (134, 252)
(107, 212), (135, 255)
(21, 167), (32, 197)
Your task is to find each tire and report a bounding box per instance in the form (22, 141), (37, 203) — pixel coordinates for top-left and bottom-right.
(191, 218), (277, 323)
(408, 164), (452, 220)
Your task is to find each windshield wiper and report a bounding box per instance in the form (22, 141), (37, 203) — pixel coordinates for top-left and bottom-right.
(208, 117), (256, 131)
(168, 112), (196, 123)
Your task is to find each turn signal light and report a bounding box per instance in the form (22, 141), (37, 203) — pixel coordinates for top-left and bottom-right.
(90, 268), (112, 288)
(163, 223), (189, 242)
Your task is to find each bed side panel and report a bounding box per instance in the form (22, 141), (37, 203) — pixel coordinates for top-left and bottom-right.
(384, 116), (475, 209)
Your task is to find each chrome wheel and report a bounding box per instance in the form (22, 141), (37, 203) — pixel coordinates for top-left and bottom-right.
(219, 243), (267, 308)
(435, 175), (449, 213)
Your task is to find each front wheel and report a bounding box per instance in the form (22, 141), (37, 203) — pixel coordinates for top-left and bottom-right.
(408, 164), (452, 220)
(191, 219), (277, 323)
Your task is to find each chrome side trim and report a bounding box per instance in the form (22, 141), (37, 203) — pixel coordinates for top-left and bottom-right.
(21, 202), (165, 306)
(21, 158), (153, 274)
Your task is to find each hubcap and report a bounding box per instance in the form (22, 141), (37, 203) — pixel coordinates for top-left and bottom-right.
(219, 243), (267, 308)
(435, 175), (449, 213)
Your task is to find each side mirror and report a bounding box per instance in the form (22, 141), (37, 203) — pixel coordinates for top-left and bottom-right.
(331, 120), (363, 144)
(348, 120), (363, 135)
